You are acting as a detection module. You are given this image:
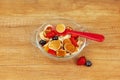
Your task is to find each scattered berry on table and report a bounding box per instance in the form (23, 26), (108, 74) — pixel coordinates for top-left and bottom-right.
(77, 56), (86, 65)
(85, 60), (92, 67)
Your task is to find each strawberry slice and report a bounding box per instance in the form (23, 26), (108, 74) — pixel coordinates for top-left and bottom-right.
(48, 49), (56, 55)
(77, 56), (86, 65)
(46, 29), (68, 38)
(45, 30), (56, 38)
(70, 37), (78, 47)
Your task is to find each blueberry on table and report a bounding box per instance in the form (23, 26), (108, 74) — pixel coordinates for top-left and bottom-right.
(39, 40), (46, 46)
(85, 60), (92, 67)
(52, 36), (58, 40)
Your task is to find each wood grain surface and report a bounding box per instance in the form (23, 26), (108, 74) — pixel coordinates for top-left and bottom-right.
(0, 0), (120, 80)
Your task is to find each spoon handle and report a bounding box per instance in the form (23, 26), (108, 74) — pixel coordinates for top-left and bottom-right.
(67, 30), (105, 42)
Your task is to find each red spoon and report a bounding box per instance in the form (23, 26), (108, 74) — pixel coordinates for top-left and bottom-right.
(45, 29), (105, 42)
(66, 30), (104, 42)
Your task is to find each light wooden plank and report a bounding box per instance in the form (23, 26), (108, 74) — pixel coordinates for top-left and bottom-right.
(0, 60), (120, 80)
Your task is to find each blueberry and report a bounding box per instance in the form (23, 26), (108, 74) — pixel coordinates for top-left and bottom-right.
(85, 60), (92, 67)
(52, 36), (58, 40)
(39, 40), (46, 46)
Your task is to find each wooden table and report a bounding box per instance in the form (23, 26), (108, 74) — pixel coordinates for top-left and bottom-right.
(0, 0), (120, 80)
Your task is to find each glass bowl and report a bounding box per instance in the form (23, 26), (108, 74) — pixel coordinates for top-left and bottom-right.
(31, 18), (87, 61)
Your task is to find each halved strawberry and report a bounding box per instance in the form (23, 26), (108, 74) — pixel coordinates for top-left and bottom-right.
(70, 37), (78, 47)
(48, 49), (56, 56)
(45, 30), (56, 38)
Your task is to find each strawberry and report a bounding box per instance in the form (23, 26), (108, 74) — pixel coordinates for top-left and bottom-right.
(77, 56), (86, 65)
(70, 37), (78, 47)
(48, 49), (56, 55)
(45, 30), (56, 38)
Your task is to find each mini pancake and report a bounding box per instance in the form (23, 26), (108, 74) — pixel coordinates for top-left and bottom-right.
(56, 49), (66, 57)
(64, 43), (76, 53)
(56, 24), (66, 33)
(48, 40), (61, 51)
(63, 38), (71, 44)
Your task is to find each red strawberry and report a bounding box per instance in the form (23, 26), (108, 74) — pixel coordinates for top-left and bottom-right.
(77, 56), (86, 65)
(70, 37), (78, 47)
(48, 49), (56, 55)
(45, 30), (56, 38)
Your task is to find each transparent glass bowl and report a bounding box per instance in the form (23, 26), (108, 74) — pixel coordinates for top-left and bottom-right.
(31, 18), (87, 61)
